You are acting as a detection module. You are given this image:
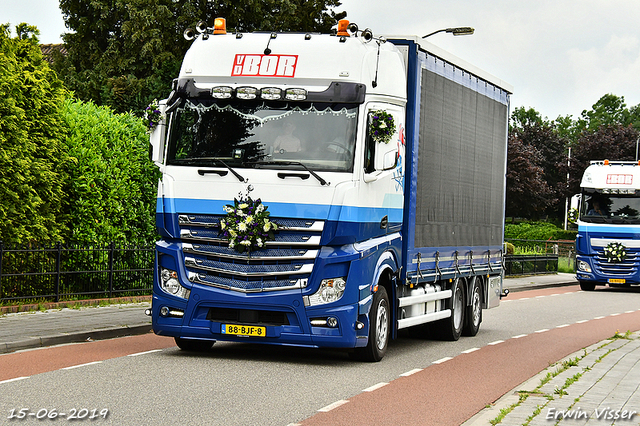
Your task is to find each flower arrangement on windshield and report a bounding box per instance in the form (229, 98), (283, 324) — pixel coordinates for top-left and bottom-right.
(144, 99), (164, 131)
(369, 110), (395, 144)
(603, 241), (627, 263)
(219, 186), (278, 253)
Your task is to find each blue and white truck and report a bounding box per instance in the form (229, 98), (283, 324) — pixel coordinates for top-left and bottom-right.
(575, 160), (640, 291)
(148, 18), (512, 361)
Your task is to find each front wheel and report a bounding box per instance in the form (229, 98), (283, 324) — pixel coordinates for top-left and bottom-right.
(351, 286), (390, 362)
(579, 281), (596, 291)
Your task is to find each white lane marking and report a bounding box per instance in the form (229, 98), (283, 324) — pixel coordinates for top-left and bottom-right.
(0, 376), (29, 384)
(433, 357), (453, 364)
(512, 334), (528, 339)
(556, 324), (570, 328)
(318, 400), (349, 412)
(128, 349), (162, 357)
(462, 347), (480, 354)
(488, 340), (504, 345)
(363, 382), (388, 392)
(610, 313), (621, 317)
(535, 329), (549, 333)
(625, 311), (635, 314)
(400, 368), (423, 377)
(62, 361), (102, 370)
(593, 316), (605, 320)
(576, 320), (589, 324)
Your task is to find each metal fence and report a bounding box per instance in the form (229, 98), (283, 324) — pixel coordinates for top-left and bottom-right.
(0, 242), (154, 304)
(504, 238), (576, 276)
(504, 254), (559, 276)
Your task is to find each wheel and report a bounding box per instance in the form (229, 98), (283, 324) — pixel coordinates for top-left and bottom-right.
(434, 278), (465, 341)
(174, 337), (215, 352)
(351, 286), (390, 362)
(579, 281), (596, 291)
(463, 278), (482, 337)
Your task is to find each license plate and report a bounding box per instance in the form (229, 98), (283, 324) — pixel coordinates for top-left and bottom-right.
(222, 324), (266, 337)
(608, 278), (626, 284)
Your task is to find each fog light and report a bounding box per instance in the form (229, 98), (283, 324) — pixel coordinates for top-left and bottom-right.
(327, 317), (338, 328)
(160, 306), (170, 317)
(355, 321), (364, 330)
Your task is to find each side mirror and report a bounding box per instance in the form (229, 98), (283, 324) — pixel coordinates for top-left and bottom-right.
(382, 150), (398, 170)
(149, 101), (167, 167)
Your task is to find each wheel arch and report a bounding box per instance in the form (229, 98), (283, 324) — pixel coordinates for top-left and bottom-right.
(369, 250), (399, 339)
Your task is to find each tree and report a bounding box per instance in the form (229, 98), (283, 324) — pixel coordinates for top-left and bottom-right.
(0, 24), (70, 245)
(508, 107), (565, 220)
(505, 135), (555, 220)
(54, 0), (346, 113)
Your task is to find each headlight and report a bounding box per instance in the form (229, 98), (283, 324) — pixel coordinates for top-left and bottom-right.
(159, 267), (191, 299)
(304, 277), (346, 307)
(577, 260), (592, 273)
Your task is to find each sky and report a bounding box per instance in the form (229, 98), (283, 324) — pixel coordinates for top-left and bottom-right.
(3, 0), (640, 121)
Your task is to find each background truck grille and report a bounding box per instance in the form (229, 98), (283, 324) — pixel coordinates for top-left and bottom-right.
(593, 248), (639, 277)
(178, 214), (322, 292)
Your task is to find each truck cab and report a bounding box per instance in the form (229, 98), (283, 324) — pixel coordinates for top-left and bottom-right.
(575, 160), (640, 290)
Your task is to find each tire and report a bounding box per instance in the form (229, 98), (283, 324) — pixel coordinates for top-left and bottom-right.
(463, 278), (482, 336)
(174, 337), (215, 352)
(434, 278), (465, 341)
(351, 286), (390, 362)
(579, 281), (596, 291)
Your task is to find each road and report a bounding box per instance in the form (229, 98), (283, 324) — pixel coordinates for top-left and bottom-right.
(0, 285), (639, 425)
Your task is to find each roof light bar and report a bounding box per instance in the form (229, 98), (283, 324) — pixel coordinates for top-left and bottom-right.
(261, 87), (282, 100)
(211, 86), (233, 99)
(285, 88), (307, 101)
(236, 87), (258, 100)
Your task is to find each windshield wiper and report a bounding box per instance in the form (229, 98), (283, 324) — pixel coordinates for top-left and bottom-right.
(172, 157), (247, 182)
(251, 161), (330, 186)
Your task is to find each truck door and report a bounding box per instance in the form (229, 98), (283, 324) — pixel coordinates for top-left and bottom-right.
(362, 103), (405, 234)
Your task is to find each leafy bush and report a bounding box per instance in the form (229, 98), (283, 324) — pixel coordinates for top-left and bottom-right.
(62, 99), (159, 244)
(0, 24), (70, 244)
(505, 222), (576, 241)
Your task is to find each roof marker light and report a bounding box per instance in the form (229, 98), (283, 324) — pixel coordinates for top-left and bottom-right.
(604, 159), (610, 165)
(213, 17), (227, 35)
(337, 20), (350, 37)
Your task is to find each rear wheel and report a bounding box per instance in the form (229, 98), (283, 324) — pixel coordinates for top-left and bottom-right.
(351, 286), (390, 362)
(463, 278), (482, 336)
(174, 337), (215, 352)
(434, 278), (465, 341)
(579, 281), (596, 291)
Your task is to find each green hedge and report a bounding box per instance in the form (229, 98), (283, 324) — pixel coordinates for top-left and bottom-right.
(505, 222), (576, 241)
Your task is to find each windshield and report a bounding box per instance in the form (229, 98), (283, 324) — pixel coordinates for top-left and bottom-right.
(166, 99), (358, 172)
(580, 191), (640, 223)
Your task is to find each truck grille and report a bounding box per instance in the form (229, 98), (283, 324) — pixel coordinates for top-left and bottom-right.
(593, 248), (639, 276)
(178, 214), (322, 292)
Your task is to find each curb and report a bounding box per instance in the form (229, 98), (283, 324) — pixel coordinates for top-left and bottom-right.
(0, 324), (153, 354)
(504, 281), (578, 293)
(463, 331), (640, 425)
